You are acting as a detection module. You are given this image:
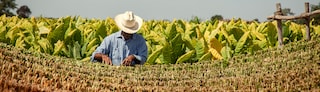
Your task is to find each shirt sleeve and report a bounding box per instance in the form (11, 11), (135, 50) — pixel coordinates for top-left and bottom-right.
(90, 37), (110, 62)
(133, 38), (148, 64)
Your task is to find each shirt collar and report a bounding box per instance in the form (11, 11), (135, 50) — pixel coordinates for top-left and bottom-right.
(116, 30), (137, 40)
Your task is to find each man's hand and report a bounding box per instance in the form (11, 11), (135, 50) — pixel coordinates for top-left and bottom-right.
(122, 55), (135, 66)
(102, 55), (112, 65)
(94, 53), (112, 65)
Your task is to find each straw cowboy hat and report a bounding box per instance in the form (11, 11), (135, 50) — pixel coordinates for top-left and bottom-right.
(115, 11), (143, 34)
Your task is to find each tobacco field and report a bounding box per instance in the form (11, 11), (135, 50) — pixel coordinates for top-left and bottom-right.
(1, 15), (320, 64)
(0, 15), (320, 91)
(1, 34), (320, 91)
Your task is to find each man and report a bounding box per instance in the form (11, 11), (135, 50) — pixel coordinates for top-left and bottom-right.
(91, 11), (148, 66)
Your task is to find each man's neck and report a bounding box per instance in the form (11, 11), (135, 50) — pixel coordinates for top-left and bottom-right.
(121, 31), (133, 40)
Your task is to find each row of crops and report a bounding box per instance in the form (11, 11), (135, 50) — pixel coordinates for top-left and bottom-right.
(1, 35), (319, 91)
(0, 15), (320, 64)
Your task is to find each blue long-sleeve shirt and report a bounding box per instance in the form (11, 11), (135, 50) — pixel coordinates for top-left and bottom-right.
(90, 31), (148, 66)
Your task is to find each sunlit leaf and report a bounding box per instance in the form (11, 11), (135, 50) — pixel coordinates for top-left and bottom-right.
(176, 50), (195, 64)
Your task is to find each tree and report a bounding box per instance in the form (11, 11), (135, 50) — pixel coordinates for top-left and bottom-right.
(16, 5), (31, 18)
(0, 0), (17, 16)
(210, 15), (223, 22)
(281, 8), (295, 16)
(311, 2), (320, 25)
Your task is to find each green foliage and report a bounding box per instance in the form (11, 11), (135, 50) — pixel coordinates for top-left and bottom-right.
(0, 0), (17, 16)
(0, 15), (319, 64)
(211, 14), (223, 22)
(311, 2), (320, 25)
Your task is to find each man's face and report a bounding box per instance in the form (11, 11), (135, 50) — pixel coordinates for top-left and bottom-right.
(121, 31), (133, 40)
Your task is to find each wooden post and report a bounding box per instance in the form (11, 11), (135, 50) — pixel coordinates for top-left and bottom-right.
(275, 3), (283, 47)
(305, 2), (311, 41)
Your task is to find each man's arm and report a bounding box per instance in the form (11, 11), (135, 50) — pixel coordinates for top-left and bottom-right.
(94, 53), (112, 65)
(133, 39), (148, 64)
(90, 37), (110, 62)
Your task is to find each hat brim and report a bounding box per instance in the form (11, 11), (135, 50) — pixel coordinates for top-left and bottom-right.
(115, 13), (143, 34)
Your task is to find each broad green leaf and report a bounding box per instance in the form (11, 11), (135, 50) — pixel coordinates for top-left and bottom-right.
(256, 22), (268, 32)
(235, 31), (250, 53)
(20, 20), (34, 32)
(95, 21), (107, 39)
(176, 50), (195, 64)
(38, 38), (53, 53)
(161, 42), (173, 64)
(220, 26), (231, 44)
(6, 26), (20, 44)
(209, 48), (222, 60)
(0, 23), (7, 42)
(251, 31), (266, 41)
(170, 34), (185, 62)
(48, 24), (65, 45)
(87, 38), (98, 50)
(38, 24), (50, 35)
(165, 22), (177, 40)
(53, 40), (65, 55)
(264, 22), (277, 47)
(221, 46), (232, 60)
(209, 37), (223, 54)
(80, 57), (91, 62)
(146, 46), (163, 65)
(229, 27), (244, 41)
(64, 26), (74, 43)
(198, 52), (212, 62)
(15, 36), (25, 48)
(72, 41), (82, 59)
(86, 45), (98, 57)
(195, 38), (207, 60)
(183, 38), (195, 50)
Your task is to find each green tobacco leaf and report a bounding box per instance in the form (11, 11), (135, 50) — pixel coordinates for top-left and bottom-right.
(183, 38), (195, 50)
(38, 24), (50, 35)
(165, 22), (177, 40)
(53, 40), (65, 55)
(21, 20), (34, 32)
(6, 26), (20, 44)
(48, 24), (65, 45)
(87, 38), (99, 49)
(170, 34), (185, 63)
(220, 26), (232, 44)
(161, 42), (173, 64)
(195, 38), (207, 59)
(264, 22), (277, 47)
(72, 41), (82, 59)
(0, 24), (7, 42)
(66, 41), (82, 59)
(15, 36), (25, 48)
(64, 26), (74, 44)
(38, 38), (53, 54)
(221, 46), (232, 60)
(65, 28), (81, 45)
(198, 52), (212, 62)
(235, 31), (250, 53)
(229, 27), (244, 41)
(209, 37), (223, 54)
(86, 45), (98, 57)
(146, 46), (163, 65)
(256, 22), (268, 32)
(62, 16), (72, 30)
(80, 57), (91, 62)
(176, 50), (195, 64)
(251, 31), (266, 41)
(95, 21), (107, 39)
(209, 48), (222, 60)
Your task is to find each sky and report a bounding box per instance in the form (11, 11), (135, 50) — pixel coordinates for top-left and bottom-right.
(15, 0), (319, 22)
